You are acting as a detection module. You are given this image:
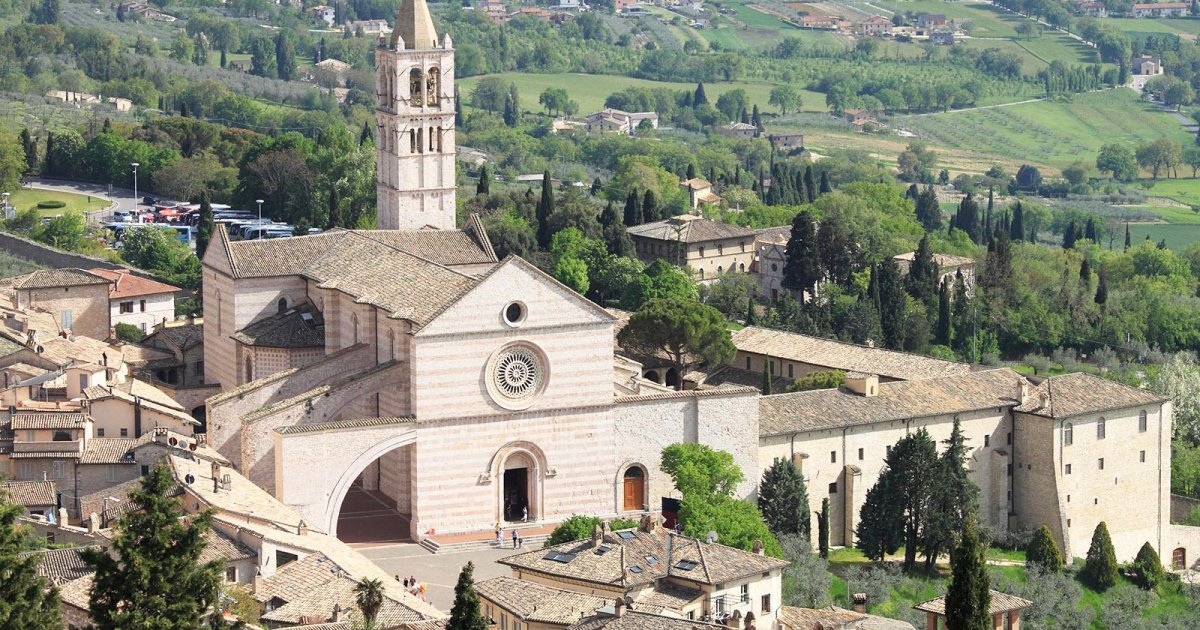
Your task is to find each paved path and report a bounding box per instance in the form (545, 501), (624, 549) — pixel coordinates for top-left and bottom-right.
(358, 542), (538, 610)
(901, 97), (1046, 117)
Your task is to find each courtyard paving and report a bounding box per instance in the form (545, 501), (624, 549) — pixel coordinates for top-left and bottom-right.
(357, 541), (538, 610)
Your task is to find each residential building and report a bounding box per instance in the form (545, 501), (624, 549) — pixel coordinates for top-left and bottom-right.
(585, 108), (659, 136)
(797, 15), (837, 30)
(778, 606), (914, 630)
(350, 19), (392, 34)
(751, 226), (790, 301)
(81, 377), (199, 438)
(627, 215), (757, 280)
(916, 13), (946, 28)
(45, 91), (134, 112)
(679, 178), (722, 209)
(854, 16), (893, 37)
(309, 4), (336, 25)
(116, 1), (176, 21)
(914, 590), (1032, 630)
(312, 58), (356, 86)
(843, 109), (877, 130)
(929, 31), (955, 45)
(88, 268), (179, 335)
(1073, 1), (1108, 17)
(766, 132), (806, 153)
(134, 318), (213, 419)
(496, 516), (788, 628)
(1132, 2), (1190, 17)
(892, 252), (976, 294)
(4, 269), (113, 341)
(1, 479), (58, 517)
(716, 122), (758, 139)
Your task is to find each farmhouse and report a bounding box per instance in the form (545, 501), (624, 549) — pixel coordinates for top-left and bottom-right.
(628, 215), (756, 280)
(1132, 2), (1190, 17)
(716, 121), (759, 139)
(916, 13), (946, 28)
(854, 16), (893, 37)
(585, 108), (659, 135)
(679, 178), (722, 209)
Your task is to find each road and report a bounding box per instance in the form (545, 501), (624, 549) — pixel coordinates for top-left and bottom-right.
(23, 178), (140, 218)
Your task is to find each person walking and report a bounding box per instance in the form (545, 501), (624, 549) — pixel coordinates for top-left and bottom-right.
(522, 505), (528, 522)
(512, 528), (519, 549)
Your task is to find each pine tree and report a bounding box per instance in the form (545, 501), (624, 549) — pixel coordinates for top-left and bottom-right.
(81, 464), (222, 629)
(1081, 522), (1119, 591)
(623, 190), (641, 226)
(355, 578), (384, 629)
(782, 212), (821, 298)
(642, 190), (659, 223)
(877, 257), (907, 350)
(1009, 202), (1025, 242)
(819, 170), (832, 195)
(818, 212), (855, 287)
(818, 498), (830, 559)
(536, 170), (554, 249)
(944, 515), (990, 630)
(804, 165), (816, 203)
(761, 355), (773, 394)
(758, 458), (810, 537)
(447, 562), (489, 630)
(936, 277), (952, 346)
(693, 82), (708, 106)
(196, 191), (215, 261)
(0, 490), (61, 628)
(476, 165), (491, 196)
(1095, 265), (1108, 306)
(327, 186), (342, 229)
(1025, 525), (1064, 572)
(1130, 542), (1165, 590)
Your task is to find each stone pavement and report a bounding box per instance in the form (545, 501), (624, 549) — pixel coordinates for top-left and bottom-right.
(358, 541), (540, 611)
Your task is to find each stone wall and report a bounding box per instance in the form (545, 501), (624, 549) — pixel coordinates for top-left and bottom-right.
(1172, 494), (1200, 524)
(0, 231), (126, 273)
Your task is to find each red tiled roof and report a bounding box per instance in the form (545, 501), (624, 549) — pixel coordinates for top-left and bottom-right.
(88, 269), (179, 299)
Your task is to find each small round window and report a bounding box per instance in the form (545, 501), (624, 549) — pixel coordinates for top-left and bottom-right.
(504, 302), (527, 326)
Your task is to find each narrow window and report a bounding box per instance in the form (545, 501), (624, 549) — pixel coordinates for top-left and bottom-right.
(1097, 417), (1106, 439)
(830, 451), (837, 463)
(1140, 450), (1146, 463)
(410, 129), (417, 154)
(429, 126), (436, 152)
(745, 356), (751, 370)
(857, 448), (864, 460)
(1064, 423), (1073, 446)
(120, 428), (128, 437)
(828, 482), (837, 494)
(277, 297), (287, 314)
(1065, 464), (1072, 475)
(97, 428), (105, 437)
(761, 594), (770, 614)
(740, 584), (749, 603)
(1139, 410), (1148, 432)
(787, 364), (794, 378)
(984, 435), (990, 447)
(139, 299), (146, 312)
(1099, 458), (1105, 470)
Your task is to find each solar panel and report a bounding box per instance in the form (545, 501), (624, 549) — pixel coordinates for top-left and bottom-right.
(595, 545), (612, 556)
(674, 560), (698, 571)
(617, 531), (636, 540)
(543, 551), (577, 564)
(645, 555), (658, 564)
(628, 565), (642, 574)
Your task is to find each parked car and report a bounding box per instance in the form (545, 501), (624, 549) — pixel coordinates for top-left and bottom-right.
(142, 195), (160, 205)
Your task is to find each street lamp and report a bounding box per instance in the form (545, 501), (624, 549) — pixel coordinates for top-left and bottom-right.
(255, 199), (264, 239)
(131, 162), (140, 223)
(1, 192), (9, 220)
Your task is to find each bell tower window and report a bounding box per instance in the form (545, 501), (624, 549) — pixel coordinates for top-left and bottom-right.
(427, 67), (440, 105)
(409, 68), (424, 107)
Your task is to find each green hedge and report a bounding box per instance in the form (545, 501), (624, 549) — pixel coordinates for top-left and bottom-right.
(36, 200), (66, 209)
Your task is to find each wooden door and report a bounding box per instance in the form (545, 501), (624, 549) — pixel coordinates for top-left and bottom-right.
(623, 476), (644, 511)
(1173, 547), (1186, 570)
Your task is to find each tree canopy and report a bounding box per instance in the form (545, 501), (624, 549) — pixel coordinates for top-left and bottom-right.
(616, 296), (734, 390)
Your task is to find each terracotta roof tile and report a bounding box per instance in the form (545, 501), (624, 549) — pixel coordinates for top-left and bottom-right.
(11, 411), (88, 429)
(569, 610), (725, 630)
(914, 590), (1032, 616)
(1, 479), (57, 506)
(1014, 372), (1166, 418)
(627, 217), (755, 244)
(256, 553), (426, 626)
(11, 269), (110, 290)
(231, 303), (324, 348)
(477, 577), (611, 624)
(87, 268), (179, 298)
(732, 327), (971, 382)
(80, 437), (140, 464)
(759, 368), (1025, 436)
(20, 546), (98, 584)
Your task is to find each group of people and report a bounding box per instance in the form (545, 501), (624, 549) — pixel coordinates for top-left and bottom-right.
(495, 523), (524, 548)
(396, 575), (427, 600)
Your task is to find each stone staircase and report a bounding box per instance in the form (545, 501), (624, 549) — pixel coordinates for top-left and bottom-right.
(418, 527), (553, 554)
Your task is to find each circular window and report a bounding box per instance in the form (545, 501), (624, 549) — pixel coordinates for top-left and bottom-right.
(486, 343), (547, 409)
(503, 302), (527, 326)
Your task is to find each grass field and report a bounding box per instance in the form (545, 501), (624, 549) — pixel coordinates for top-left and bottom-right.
(874, 0), (1022, 38)
(8, 189), (111, 217)
(1145, 178), (1200, 207)
(0, 251), (43, 280)
(459, 72), (829, 115)
(1105, 16), (1200, 41)
(896, 88), (1192, 171)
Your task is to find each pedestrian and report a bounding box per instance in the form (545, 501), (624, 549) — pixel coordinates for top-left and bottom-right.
(395, 575), (401, 582)
(495, 521), (502, 543)
(517, 532), (523, 548)
(512, 528), (518, 548)
(419, 582), (426, 600)
(522, 505), (528, 522)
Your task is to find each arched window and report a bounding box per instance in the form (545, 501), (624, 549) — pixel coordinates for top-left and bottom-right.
(1064, 422), (1073, 446)
(244, 356), (253, 383)
(351, 314), (359, 345)
(410, 129), (417, 154)
(427, 67), (440, 106)
(387, 330), (396, 362)
(277, 297), (287, 314)
(717, 265), (723, 273)
(416, 128), (424, 154)
(739, 262), (746, 272)
(409, 68), (424, 106)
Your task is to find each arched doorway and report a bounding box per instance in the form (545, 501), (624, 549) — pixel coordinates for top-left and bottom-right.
(1173, 547), (1187, 570)
(190, 406), (207, 434)
(665, 367), (680, 389)
(503, 453), (533, 522)
(622, 466), (646, 512)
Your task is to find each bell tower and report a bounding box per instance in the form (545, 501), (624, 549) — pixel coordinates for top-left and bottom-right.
(375, 0), (456, 230)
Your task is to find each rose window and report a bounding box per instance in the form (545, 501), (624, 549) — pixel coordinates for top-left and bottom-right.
(487, 344), (547, 409)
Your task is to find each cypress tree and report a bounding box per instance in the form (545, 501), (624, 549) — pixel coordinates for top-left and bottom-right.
(877, 257), (907, 350)
(455, 86), (464, 127)
(758, 456), (812, 539)
(1081, 522), (1119, 591)
(804, 165), (817, 203)
(745, 299), (757, 326)
(936, 277), (952, 346)
(536, 170), (554, 248)
(924, 417), (980, 570)
(43, 131), (55, 176)
(818, 498), (830, 559)
(1009, 202), (1025, 242)
(819, 170), (831, 195)
(686, 163), (697, 180)
(642, 189), (659, 223)
(600, 201), (618, 228)
(360, 121), (372, 145)
(196, 191), (215, 261)
(916, 185), (942, 232)
(591, 177), (603, 196)
(944, 516), (991, 630)
(81, 464), (222, 629)
(693, 82), (708, 106)
(762, 355), (773, 394)
(956, 193), (981, 243)
(0, 490), (61, 628)
(327, 186), (342, 229)
(1085, 217), (1097, 242)
(476, 165), (491, 196)
(1125, 223), (1132, 250)
(1025, 525), (1064, 572)
(623, 190), (641, 226)
(275, 32), (296, 81)
(906, 233), (939, 306)
(19, 128), (38, 174)
(447, 562), (489, 630)
(782, 212), (821, 298)
(1080, 257), (1091, 284)
(1063, 220), (1077, 249)
(1095, 265), (1108, 306)
(1131, 542), (1165, 590)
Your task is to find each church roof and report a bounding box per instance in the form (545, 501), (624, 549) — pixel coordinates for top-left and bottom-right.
(232, 303), (325, 349)
(392, 0), (439, 49)
(1013, 372), (1166, 418)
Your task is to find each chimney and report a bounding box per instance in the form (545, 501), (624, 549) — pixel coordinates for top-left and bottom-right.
(87, 512), (100, 533)
(752, 539), (764, 555)
(852, 593), (867, 614)
(298, 520), (308, 536)
(331, 603), (344, 622)
(253, 570), (264, 595)
(613, 599), (625, 618)
(743, 612), (756, 630)
(591, 523), (603, 546)
(211, 462), (221, 493)
(1018, 379), (1031, 404)
(843, 372), (879, 397)
(864, 339), (874, 348)
(639, 513), (657, 533)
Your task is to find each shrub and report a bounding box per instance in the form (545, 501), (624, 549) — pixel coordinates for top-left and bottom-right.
(1082, 522), (1119, 591)
(545, 515), (602, 546)
(114, 322), (145, 343)
(787, 370), (845, 393)
(609, 517), (638, 530)
(1130, 542), (1165, 590)
(36, 200), (66, 209)
(1025, 526), (1063, 572)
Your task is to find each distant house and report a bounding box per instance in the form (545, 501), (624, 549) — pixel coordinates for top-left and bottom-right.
(843, 108), (878, 130)
(312, 58), (354, 86)
(551, 0), (586, 10)
(117, 2), (176, 22)
(767, 132), (806, 152)
(584, 108), (658, 136)
(1133, 54), (1165, 75)
(1073, 1), (1108, 16)
(797, 15), (838, 30)
(45, 91), (132, 112)
(679, 178), (721, 209)
(627, 215), (756, 281)
(308, 4), (336, 25)
(348, 19), (391, 35)
(86, 268), (179, 336)
(1132, 2), (1189, 17)
(916, 13), (946, 28)
(930, 30), (956, 45)
(893, 252), (976, 295)
(855, 16), (893, 36)
(716, 121), (758, 139)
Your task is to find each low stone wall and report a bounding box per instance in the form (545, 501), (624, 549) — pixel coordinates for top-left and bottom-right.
(1172, 493), (1200, 523)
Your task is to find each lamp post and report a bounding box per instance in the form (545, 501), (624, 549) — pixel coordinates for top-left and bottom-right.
(1, 192), (9, 220)
(131, 162), (140, 223)
(256, 199), (264, 239)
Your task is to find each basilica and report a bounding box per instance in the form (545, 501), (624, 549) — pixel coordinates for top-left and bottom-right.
(199, 0), (1179, 566)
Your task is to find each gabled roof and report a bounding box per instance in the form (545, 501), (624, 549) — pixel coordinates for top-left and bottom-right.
(627, 217), (755, 244)
(142, 321), (203, 351)
(12, 410), (88, 430)
(759, 368), (1025, 436)
(231, 303), (325, 349)
(87, 268), (179, 298)
(21, 546), (98, 584)
(731, 327), (970, 381)
(255, 553), (427, 626)
(915, 590), (1032, 616)
(477, 577), (611, 624)
(569, 610), (725, 630)
(1013, 372), (1166, 419)
(1, 479), (57, 506)
(10, 268), (110, 290)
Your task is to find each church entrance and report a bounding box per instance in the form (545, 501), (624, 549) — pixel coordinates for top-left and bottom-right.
(623, 467), (645, 511)
(503, 453), (532, 522)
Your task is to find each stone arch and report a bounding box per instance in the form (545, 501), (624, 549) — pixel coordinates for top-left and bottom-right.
(351, 313), (359, 345)
(427, 66), (440, 106)
(615, 461), (649, 513)
(487, 441), (549, 523)
(409, 68), (424, 106)
(323, 431), (419, 536)
(277, 296), (287, 314)
(244, 355), (253, 383)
